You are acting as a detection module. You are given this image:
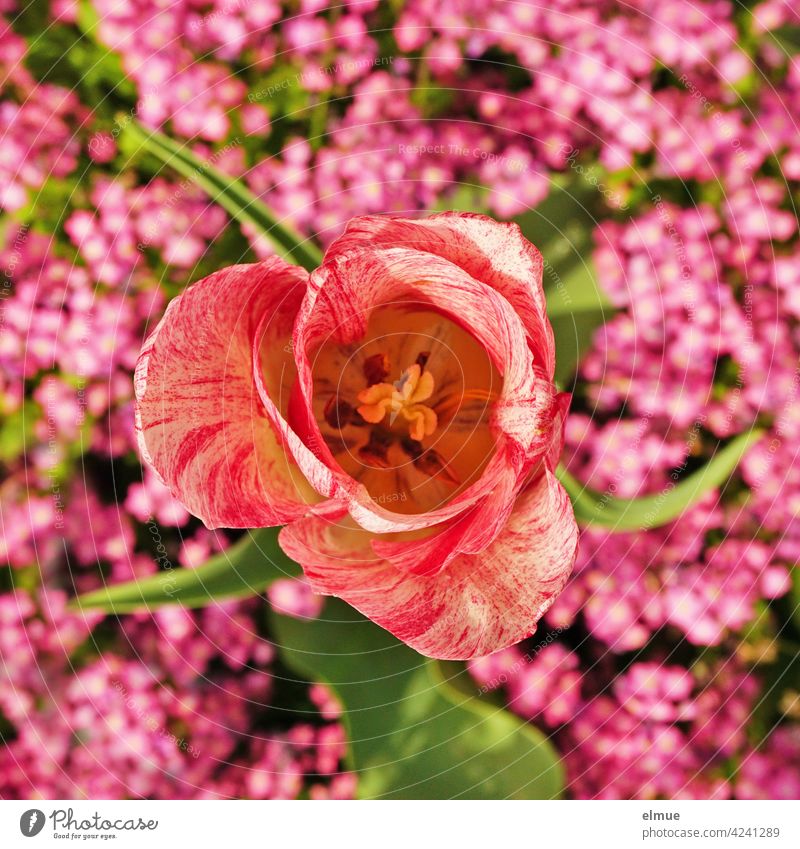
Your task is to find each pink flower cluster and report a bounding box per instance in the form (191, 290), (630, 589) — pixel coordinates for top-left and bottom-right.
(546, 501), (791, 650)
(65, 177), (227, 285)
(0, 228), (147, 382)
(0, 590), (353, 799)
(472, 645), (800, 799)
(562, 660), (771, 800)
(243, 75), (549, 243)
(0, 84), (84, 212)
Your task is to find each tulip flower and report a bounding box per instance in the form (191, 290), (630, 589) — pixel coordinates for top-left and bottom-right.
(135, 213), (578, 658)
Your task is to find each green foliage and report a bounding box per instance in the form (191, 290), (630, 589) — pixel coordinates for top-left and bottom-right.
(432, 182), (489, 212)
(791, 568), (800, 633)
(770, 26), (800, 55)
(545, 256), (615, 387)
(0, 401), (38, 462)
(518, 180), (617, 386)
(73, 528), (299, 613)
(272, 598), (564, 799)
(74, 535), (565, 799)
(15, 175), (87, 237)
(517, 179), (600, 275)
(125, 121), (323, 271)
(247, 65), (313, 121)
(556, 429), (765, 531)
(20, 15), (136, 116)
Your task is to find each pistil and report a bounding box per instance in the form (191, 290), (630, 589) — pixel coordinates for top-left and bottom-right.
(357, 363), (439, 441)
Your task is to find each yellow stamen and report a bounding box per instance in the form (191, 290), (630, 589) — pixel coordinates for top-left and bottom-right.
(357, 363), (438, 441)
(356, 383), (395, 423)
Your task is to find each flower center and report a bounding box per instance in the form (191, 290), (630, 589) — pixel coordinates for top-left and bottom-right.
(357, 361), (438, 442)
(310, 306), (500, 514)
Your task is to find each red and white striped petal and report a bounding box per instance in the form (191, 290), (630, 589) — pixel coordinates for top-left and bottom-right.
(545, 390), (572, 473)
(325, 212), (555, 378)
(135, 258), (319, 529)
(371, 455), (518, 576)
(279, 470), (579, 660)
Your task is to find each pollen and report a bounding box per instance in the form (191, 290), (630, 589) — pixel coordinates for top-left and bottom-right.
(356, 363), (438, 441)
(310, 306), (500, 514)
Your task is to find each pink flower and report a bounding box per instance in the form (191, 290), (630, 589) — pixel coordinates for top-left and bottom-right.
(87, 131), (116, 163)
(267, 578), (324, 620)
(134, 213), (578, 659)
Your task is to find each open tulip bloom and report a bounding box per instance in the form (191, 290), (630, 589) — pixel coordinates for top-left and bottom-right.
(135, 212), (579, 659)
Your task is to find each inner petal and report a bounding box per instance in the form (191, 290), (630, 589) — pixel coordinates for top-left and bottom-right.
(309, 304), (500, 514)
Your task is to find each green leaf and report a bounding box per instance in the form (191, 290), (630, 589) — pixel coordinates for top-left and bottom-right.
(556, 429), (764, 531)
(519, 181), (617, 386)
(20, 13), (136, 112)
(124, 120), (323, 272)
(791, 567), (800, 634)
(517, 179), (599, 281)
(546, 258), (615, 387)
(71, 527), (299, 613)
(771, 26), (800, 55)
(433, 182), (488, 213)
(0, 400), (38, 462)
(271, 598), (564, 799)
(544, 255), (613, 319)
(248, 65), (312, 118)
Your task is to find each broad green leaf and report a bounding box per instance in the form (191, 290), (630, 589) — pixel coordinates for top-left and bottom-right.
(517, 179), (599, 282)
(72, 527), (299, 613)
(556, 429), (764, 531)
(519, 181), (617, 386)
(546, 257), (615, 387)
(544, 256), (613, 319)
(272, 598), (564, 799)
(124, 120), (323, 272)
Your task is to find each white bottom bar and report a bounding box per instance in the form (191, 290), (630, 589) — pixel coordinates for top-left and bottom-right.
(1, 800), (798, 848)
